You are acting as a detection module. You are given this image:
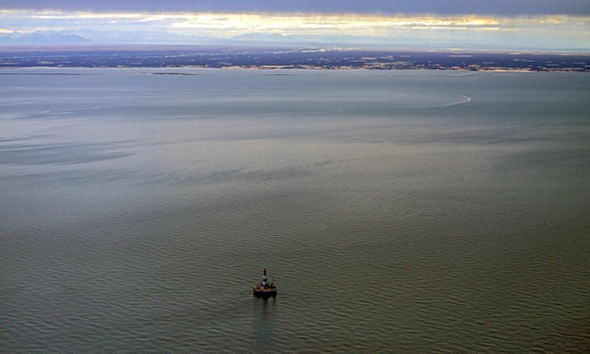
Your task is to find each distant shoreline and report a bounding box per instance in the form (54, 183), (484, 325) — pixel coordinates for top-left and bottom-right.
(0, 66), (586, 73)
(1, 46), (589, 72)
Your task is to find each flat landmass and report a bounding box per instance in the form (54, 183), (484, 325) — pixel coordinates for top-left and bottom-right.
(1, 45), (589, 72)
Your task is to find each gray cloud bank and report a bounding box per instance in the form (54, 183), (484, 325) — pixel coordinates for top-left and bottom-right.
(2, 0), (590, 16)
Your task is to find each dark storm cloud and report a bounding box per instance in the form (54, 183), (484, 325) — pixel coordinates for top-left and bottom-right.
(2, 0), (590, 16)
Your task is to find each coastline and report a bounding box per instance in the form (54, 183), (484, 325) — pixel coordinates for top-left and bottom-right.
(1, 46), (588, 72)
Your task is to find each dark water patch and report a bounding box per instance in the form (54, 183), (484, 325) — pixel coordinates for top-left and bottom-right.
(0, 168), (133, 188)
(0, 135), (50, 142)
(0, 141), (135, 165)
(138, 160), (334, 186)
(497, 147), (590, 177)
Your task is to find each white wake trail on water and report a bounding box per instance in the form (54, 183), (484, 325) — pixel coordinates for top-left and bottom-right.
(442, 94), (472, 107)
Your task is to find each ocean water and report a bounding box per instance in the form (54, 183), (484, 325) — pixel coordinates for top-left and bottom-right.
(1, 68), (589, 352)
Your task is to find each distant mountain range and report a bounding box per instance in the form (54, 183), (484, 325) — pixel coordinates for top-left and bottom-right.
(231, 33), (296, 42)
(0, 32), (94, 45)
(1, 30), (583, 51)
(0, 30), (439, 48)
(0, 30), (219, 46)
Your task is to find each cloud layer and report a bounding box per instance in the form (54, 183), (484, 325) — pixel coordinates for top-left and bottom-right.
(2, 0), (590, 16)
(1, 8), (589, 50)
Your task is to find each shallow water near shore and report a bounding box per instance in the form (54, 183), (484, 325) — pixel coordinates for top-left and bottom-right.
(1, 68), (589, 352)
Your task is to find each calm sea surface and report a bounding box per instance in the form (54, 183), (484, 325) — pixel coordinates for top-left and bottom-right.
(1, 68), (589, 352)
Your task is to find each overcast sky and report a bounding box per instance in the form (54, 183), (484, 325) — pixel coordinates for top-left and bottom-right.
(2, 0), (590, 16)
(1, 1), (589, 50)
